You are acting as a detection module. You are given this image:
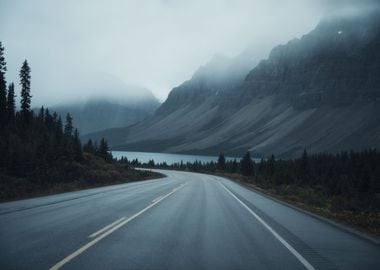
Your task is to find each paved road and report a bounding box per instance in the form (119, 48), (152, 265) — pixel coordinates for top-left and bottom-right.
(0, 170), (379, 270)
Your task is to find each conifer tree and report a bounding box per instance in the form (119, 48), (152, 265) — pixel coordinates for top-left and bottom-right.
(6, 82), (15, 122)
(240, 152), (254, 176)
(83, 139), (96, 154)
(55, 115), (63, 149)
(98, 138), (111, 162)
(56, 116), (63, 133)
(62, 113), (74, 160)
(301, 148), (309, 174)
(38, 106), (45, 123)
(19, 60), (32, 120)
(217, 152), (226, 171)
(73, 128), (83, 162)
(268, 154), (275, 176)
(0, 42), (7, 125)
(64, 113), (73, 137)
(230, 159), (238, 173)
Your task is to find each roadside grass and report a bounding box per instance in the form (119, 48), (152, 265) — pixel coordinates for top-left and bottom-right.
(219, 172), (380, 237)
(0, 154), (164, 202)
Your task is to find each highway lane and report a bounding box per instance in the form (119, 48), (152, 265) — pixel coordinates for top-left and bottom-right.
(0, 169), (379, 269)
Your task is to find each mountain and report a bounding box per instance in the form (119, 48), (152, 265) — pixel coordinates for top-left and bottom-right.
(48, 77), (160, 134)
(85, 9), (380, 158)
(51, 95), (159, 135)
(156, 51), (257, 116)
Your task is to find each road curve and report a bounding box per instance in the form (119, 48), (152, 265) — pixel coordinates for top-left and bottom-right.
(0, 169), (379, 270)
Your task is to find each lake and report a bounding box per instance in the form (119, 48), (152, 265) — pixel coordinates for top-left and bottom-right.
(111, 151), (238, 165)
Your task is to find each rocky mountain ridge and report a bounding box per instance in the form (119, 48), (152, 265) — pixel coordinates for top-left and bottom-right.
(85, 10), (380, 158)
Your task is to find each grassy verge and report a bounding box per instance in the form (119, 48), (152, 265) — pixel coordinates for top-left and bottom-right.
(0, 154), (164, 202)
(218, 172), (380, 238)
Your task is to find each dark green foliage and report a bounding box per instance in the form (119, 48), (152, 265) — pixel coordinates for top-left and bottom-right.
(229, 159), (238, 173)
(64, 113), (73, 137)
(217, 153), (226, 171)
(136, 148), (379, 215)
(83, 139), (96, 154)
(19, 60), (32, 121)
(148, 159), (155, 167)
(240, 152), (254, 176)
(1, 92), (113, 185)
(6, 82), (15, 122)
(98, 138), (112, 162)
(0, 43), (161, 202)
(0, 48), (90, 183)
(0, 42), (7, 125)
(251, 150), (380, 215)
(0, 104), (89, 182)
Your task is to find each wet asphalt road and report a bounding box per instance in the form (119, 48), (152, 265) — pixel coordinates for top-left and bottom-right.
(0, 169), (379, 270)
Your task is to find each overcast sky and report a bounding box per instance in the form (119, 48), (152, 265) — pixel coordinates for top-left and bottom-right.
(0, 0), (377, 106)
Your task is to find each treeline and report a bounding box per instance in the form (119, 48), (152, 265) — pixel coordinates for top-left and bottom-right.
(0, 42), (164, 203)
(0, 42), (115, 185)
(250, 150), (380, 199)
(130, 150), (380, 233)
(134, 150), (380, 213)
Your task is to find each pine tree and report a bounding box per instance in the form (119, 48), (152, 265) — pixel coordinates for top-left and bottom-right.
(64, 113), (73, 137)
(98, 138), (112, 162)
(38, 106), (45, 123)
(148, 159), (155, 167)
(217, 152), (226, 171)
(240, 152), (254, 176)
(6, 82), (15, 122)
(268, 154), (276, 175)
(61, 112), (74, 160)
(83, 139), (96, 154)
(230, 159), (238, 173)
(0, 42), (7, 125)
(19, 60), (32, 120)
(54, 115), (63, 151)
(301, 148), (309, 174)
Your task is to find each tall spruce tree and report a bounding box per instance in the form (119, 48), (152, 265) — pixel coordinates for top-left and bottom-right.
(19, 60), (32, 120)
(217, 153), (226, 171)
(230, 159), (238, 173)
(64, 113), (73, 137)
(62, 112), (74, 160)
(83, 139), (96, 154)
(6, 82), (15, 122)
(240, 152), (254, 176)
(301, 148), (309, 173)
(0, 42), (7, 125)
(98, 138), (111, 162)
(38, 106), (45, 123)
(55, 115), (63, 147)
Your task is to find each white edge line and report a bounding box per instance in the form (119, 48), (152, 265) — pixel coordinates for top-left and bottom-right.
(50, 182), (187, 270)
(88, 217), (126, 238)
(152, 196), (163, 203)
(219, 183), (315, 270)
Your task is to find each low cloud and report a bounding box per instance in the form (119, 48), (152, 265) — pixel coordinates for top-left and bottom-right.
(0, 0), (376, 106)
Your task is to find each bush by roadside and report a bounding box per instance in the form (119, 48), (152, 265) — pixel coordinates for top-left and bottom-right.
(0, 153), (163, 202)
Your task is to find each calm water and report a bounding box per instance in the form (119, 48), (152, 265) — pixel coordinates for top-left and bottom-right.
(111, 151), (238, 165)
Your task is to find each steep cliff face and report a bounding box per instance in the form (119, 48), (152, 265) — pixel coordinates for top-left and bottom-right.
(85, 10), (380, 158)
(240, 11), (380, 108)
(156, 52), (256, 116)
